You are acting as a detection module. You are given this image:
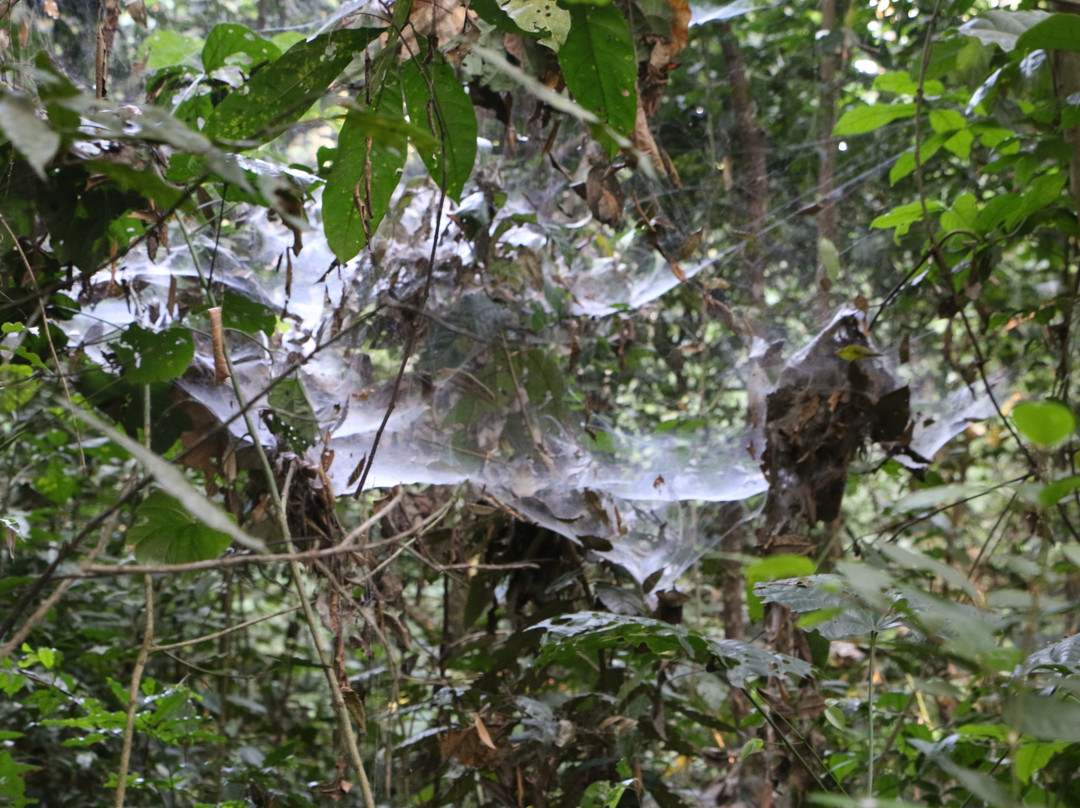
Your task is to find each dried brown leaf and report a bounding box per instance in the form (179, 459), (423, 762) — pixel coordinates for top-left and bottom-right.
(207, 306), (228, 386)
(474, 713), (497, 751)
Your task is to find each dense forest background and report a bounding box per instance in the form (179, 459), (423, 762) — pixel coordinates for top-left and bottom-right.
(3, 0), (1080, 805)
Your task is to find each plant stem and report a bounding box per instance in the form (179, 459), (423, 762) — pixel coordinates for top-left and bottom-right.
(114, 574), (154, 808)
(868, 629), (877, 798)
(219, 346), (376, 808)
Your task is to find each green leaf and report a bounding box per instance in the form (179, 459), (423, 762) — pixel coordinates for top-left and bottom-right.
(141, 29), (203, 72)
(745, 555), (816, 621)
(1012, 400), (1075, 447)
(943, 128), (973, 160)
(879, 543), (979, 600)
(833, 103), (917, 136)
(810, 796), (923, 808)
(112, 325), (194, 385)
(34, 457), (80, 505)
(1004, 173), (1067, 230)
(1015, 13), (1080, 54)
(893, 482), (987, 513)
(873, 72), (943, 97)
(741, 738), (764, 759)
(0, 365), (35, 412)
(0, 749), (36, 808)
(203, 29), (380, 146)
(1040, 474), (1080, 507)
(84, 160), (188, 210)
(531, 611), (812, 686)
(68, 406), (267, 553)
(202, 23), (281, 74)
(939, 191), (978, 235)
(889, 133), (946, 185)
(266, 377), (318, 453)
(494, 0), (571, 44)
(470, 0), (544, 37)
(975, 192), (1020, 234)
(1015, 741), (1068, 784)
(870, 200), (943, 239)
(755, 574), (896, 640)
(128, 491), (235, 564)
(35, 647), (55, 669)
(0, 93), (61, 179)
(219, 290), (276, 336)
(1013, 692), (1080, 742)
(928, 109), (965, 133)
(818, 237), (840, 282)
(402, 56), (478, 203)
(558, 3), (638, 152)
(324, 85), (409, 262)
(958, 10), (1050, 52)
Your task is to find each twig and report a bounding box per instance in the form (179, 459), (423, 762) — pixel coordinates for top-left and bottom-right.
(958, 308), (1039, 472)
(352, 27), (451, 499)
(0, 0), (22, 20)
(114, 574), (154, 808)
(152, 606), (303, 652)
(74, 493), (434, 577)
(221, 341), (377, 807)
(871, 474), (1031, 546)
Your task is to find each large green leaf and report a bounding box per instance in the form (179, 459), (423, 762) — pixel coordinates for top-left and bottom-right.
(1040, 474), (1080, 508)
(558, 3), (637, 152)
(324, 81), (409, 262)
(870, 199), (943, 239)
(1012, 400), (1075, 447)
(833, 103), (917, 136)
(957, 10), (1050, 52)
(470, 0), (547, 38)
(111, 325), (194, 385)
(754, 575), (902, 640)
(68, 406), (266, 553)
(1015, 13), (1080, 54)
(127, 491), (235, 564)
(496, 0), (570, 44)
(402, 56), (477, 203)
(531, 611), (812, 687)
(202, 23), (281, 74)
(745, 554), (815, 621)
(1004, 172), (1068, 231)
(266, 377), (318, 453)
(0, 93), (61, 179)
(203, 28), (379, 146)
(1012, 692), (1080, 742)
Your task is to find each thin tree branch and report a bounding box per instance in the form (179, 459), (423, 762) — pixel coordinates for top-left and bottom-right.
(114, 574), (154, 808)
(152, 606), (303, 652)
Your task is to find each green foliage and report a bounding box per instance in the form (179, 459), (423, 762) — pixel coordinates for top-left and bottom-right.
(266, 376), (318, 452)
(559, 3), (638, 152)
(0, 93), (61, 180)
(203, 29), (381, 145)
(745, 554), (815, 621)
(127, 491), (235, 563)
(323, 80), (410, 261)
(1012, 399), (1076, 447)
(402, 55), (478, 203)
(112, 325), (195, 385)
(201, 23), (280, 74)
